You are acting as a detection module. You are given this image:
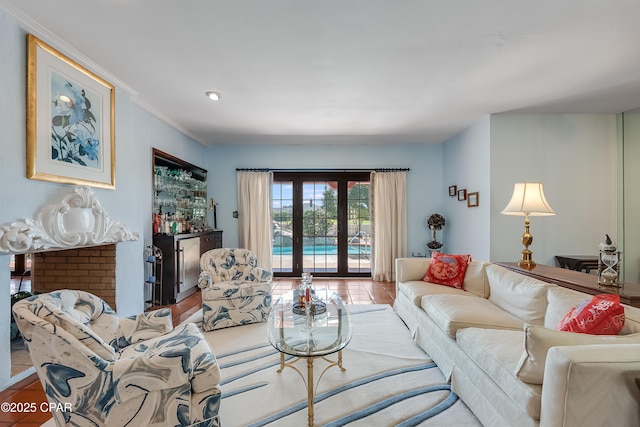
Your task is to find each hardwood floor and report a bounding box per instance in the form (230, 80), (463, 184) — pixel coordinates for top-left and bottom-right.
(0, 278), (395, 426)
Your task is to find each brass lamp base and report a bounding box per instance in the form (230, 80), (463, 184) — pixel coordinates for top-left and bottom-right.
(517, 252), (536, 270)
(518, 218), (536, 270)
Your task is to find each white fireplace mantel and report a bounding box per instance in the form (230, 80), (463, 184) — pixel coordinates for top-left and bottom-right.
(0, 186), (139, 254)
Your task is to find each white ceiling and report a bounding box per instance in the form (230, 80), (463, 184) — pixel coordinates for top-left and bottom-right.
(4, 0), (640, 146)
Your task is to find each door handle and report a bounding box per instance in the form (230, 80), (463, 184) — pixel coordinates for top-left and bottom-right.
(178, 247), (184, 286)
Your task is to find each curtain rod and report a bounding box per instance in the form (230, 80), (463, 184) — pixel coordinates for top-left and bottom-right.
(236, 168), (410, 172)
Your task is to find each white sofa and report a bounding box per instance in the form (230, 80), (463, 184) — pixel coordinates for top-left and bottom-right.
(394, 257), (640, 427)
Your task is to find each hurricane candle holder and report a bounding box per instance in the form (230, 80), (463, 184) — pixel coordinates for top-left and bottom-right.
(597, 235), (622, 288)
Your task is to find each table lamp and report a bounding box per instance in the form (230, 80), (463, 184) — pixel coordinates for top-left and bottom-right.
(501, 182), (555, 269)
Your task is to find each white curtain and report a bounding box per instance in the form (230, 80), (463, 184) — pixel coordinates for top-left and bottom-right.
(370, 171), (407, 281)
(237, 171), (273, 270)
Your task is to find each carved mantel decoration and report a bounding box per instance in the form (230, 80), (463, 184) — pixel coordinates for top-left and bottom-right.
(0, 186), (139, 254)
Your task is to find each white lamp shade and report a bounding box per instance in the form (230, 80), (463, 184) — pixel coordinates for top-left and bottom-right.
(501, 182), (555, 216)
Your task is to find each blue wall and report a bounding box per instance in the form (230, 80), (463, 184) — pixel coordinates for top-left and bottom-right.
(0, 10), (208, 387)
(489, 114), (618, 266)
(207, 143), (443, 256)
(442, 116), (491, 259)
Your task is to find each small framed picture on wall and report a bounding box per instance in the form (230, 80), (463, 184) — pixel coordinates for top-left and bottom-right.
(448, 185), (457, 196)
(457, 189), (467, 201)
(467, 192), (479, 207)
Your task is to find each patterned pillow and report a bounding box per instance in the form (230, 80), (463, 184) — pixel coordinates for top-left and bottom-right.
(556, 294), (625, 335)
(423, 252), (472, 289)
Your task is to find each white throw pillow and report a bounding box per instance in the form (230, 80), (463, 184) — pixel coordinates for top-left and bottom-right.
(486, 264), (549, 325)
(461, 260), (491, 298)
(543, 286), (589, 329)
(514, 324), (640, 384)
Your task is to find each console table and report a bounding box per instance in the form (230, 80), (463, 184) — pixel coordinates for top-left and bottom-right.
(496, 262), (640, 309)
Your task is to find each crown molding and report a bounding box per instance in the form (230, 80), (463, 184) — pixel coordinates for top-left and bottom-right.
(131, 97), (208, 146)
(0, 1), (210, 147)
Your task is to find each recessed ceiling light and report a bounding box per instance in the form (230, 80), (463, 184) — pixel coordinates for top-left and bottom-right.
(205, 91), (221, 101)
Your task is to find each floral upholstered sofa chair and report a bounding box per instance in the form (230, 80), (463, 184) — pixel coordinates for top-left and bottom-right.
(12, 290), (221, 427)
(198, 248), (273, 331)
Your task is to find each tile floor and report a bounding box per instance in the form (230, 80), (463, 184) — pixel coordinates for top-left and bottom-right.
(2, 278), (396, 426)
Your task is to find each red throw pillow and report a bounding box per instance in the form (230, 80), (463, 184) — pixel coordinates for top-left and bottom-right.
(422, 252), (472, 289)
(556, 294), (625, 335)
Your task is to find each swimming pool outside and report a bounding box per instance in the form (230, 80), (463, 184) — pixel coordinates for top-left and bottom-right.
(271, 253), (370, 273)
(272, 244), (370, 256)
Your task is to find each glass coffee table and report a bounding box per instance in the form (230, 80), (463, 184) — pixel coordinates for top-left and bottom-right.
(267, 288), (352, 427)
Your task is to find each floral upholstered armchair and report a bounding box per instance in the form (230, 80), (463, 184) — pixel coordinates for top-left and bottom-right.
(12, 290), (221, 427)
(198, 248), (273, 331)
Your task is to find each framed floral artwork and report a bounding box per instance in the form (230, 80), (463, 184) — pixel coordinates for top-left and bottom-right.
(448, 185), (457, 196)
(27, 34), (116, 189)
(467, 192), (479, 207)
(457, 189), (467, 201)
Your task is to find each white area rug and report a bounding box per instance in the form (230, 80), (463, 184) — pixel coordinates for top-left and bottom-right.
(193, 304), (481, 427)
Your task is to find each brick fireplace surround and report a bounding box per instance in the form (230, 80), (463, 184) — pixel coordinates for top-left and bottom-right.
(31, 244), (117, 308)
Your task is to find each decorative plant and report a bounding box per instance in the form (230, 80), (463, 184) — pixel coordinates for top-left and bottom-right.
(427, 213), (446, 250)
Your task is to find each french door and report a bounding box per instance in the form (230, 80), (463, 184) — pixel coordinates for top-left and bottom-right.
(272, 172), (370, 277)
